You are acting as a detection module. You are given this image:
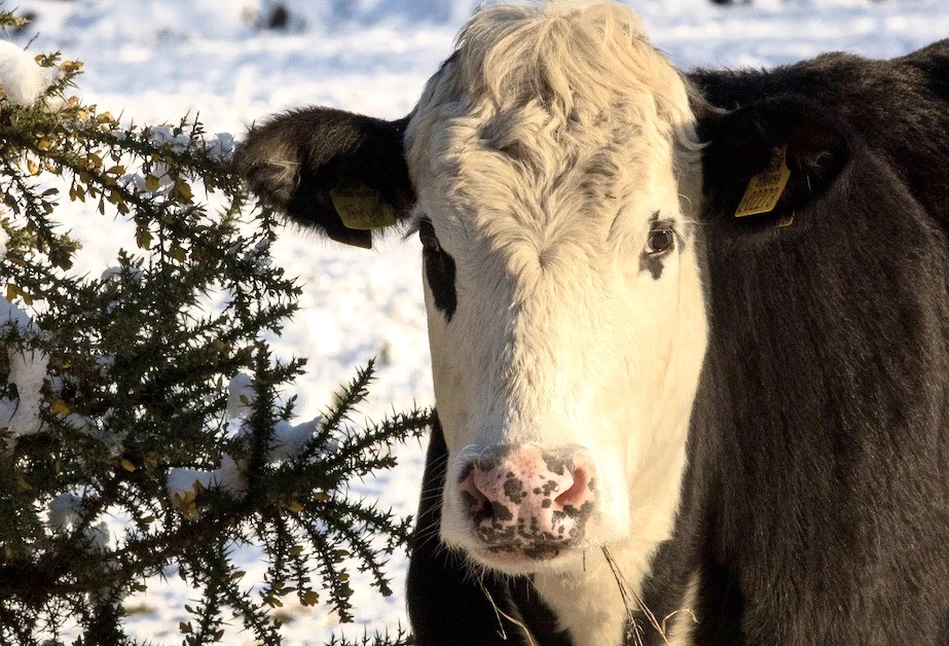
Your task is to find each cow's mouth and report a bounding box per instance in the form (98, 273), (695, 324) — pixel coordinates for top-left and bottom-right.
(488, 541), (566, 560)
(464, 520), (594, 569)
(468, 499), (593, 541)
(464, 537), (592, 574)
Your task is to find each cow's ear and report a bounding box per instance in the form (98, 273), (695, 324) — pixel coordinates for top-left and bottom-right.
(234, 108), (415, 249)
(698, 97), (850, 227)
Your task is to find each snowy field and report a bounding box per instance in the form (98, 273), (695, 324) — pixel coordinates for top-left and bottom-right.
(15, 0), (949, 642)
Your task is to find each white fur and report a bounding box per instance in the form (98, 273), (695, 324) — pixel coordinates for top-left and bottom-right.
(666, 572), (700, 646)
(405, 2), (708, 644)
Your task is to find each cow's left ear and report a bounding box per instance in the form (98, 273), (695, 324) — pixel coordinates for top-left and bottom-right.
(697, 96), (850, 227)
(234, 108), (415, 249)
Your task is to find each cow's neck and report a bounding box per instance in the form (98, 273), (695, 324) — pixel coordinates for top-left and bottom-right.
(531, 542), (670, 645)
(531, 426), (694, 646)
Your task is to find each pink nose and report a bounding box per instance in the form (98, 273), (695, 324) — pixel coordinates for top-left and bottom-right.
(458, 445), (596, 558)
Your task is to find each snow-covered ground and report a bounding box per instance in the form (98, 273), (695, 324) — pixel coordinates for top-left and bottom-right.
(13, 0), (949, 642)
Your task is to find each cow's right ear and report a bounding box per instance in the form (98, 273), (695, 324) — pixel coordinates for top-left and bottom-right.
(697, 96), (850, 229)
(234, 108), (415, 249)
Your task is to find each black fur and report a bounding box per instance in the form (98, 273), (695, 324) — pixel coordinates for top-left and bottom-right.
(234, 108), (414, 248)
(418, 220), (458, 320)
(423, 248), (457, 320)
(696, 96), (850, 231)
(634, 42), (949, 645)
(638, 122), (949, 645)
(690, 41), (949, 229)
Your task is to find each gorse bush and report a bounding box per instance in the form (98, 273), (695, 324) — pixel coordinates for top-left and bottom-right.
(0, 9), (426, 645)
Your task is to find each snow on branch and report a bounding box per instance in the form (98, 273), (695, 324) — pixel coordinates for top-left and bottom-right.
(167, 373), (326, 501)
(0, 40), (61, 106)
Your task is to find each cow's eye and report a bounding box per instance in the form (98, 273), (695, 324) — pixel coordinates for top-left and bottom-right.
(419, 220), (440, 253)
(645, 228), (675, 255)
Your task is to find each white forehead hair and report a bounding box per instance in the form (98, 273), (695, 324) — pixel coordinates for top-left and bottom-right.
(406, 0), (700, 199)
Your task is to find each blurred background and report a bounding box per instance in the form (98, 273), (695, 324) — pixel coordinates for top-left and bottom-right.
(16, 0), (949, 130)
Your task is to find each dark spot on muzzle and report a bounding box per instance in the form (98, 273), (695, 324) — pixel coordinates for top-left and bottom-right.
(504, 473), (526, 503)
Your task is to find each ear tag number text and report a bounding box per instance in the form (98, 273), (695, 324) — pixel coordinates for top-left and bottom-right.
(330, 184), (398, 230)
(735, 145), (792, 218)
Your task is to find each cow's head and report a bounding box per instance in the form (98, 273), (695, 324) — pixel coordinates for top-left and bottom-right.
(236, 1), (847, 578)
(402, 4), (710, 575)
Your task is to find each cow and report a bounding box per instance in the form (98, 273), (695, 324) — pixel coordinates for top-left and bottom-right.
(234, 2), (949, 645)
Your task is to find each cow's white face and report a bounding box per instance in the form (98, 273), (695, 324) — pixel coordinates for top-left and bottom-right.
(405, 3), (708, 576)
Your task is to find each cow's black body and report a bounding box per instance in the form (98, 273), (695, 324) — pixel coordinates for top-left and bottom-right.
(407, 41), (949, 645)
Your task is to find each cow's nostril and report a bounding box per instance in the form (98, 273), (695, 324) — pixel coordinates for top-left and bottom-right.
(554, 462), (590, 510)
(459, 468), (490, 515)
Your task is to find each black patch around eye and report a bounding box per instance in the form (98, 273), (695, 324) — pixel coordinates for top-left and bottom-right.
(639, 253), (664, 280)
(418, 221), (457, 321)
(425, 249), (457, 321)
(639, 216), (678, 281)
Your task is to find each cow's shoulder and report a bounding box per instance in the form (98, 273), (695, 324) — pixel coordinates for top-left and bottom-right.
(688, 51), (872, 111)
(898, 38), (949, 103)
(688, 46), (936, 112)
(688, 42), (949, 135)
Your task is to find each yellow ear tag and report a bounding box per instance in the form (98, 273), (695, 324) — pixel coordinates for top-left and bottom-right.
(329, 184), (399, 230)
(735, 145), (792, 218)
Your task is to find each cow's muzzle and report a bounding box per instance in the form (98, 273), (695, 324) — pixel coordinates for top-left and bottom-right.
(457, 444), (597, 559)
